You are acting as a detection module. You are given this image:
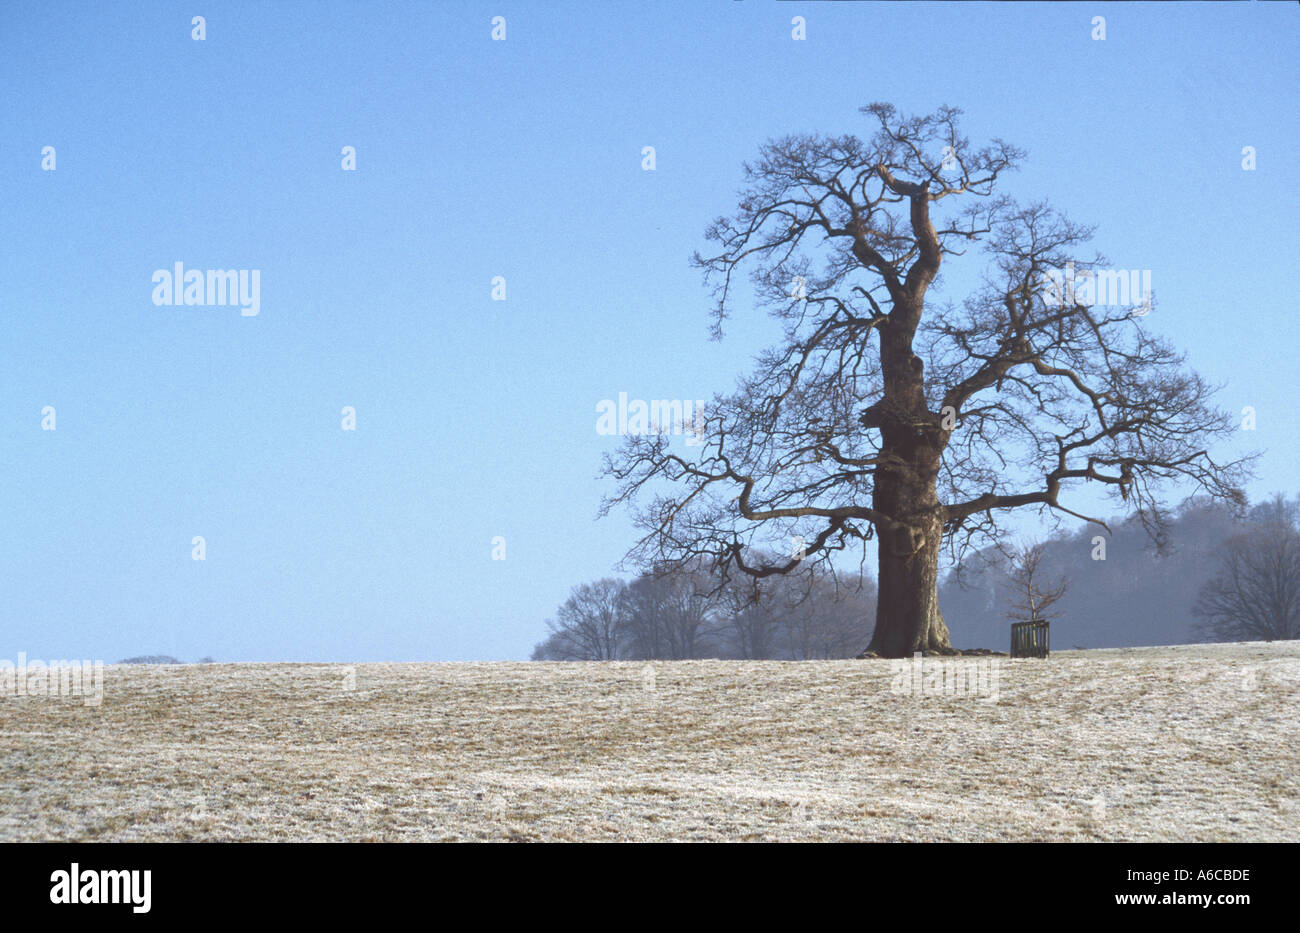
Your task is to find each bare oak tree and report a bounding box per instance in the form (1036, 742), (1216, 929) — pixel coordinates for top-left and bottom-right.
(542, 578), (627, 660)
(1193, 495), (1300, 642)
(603, 104), (1249, 658)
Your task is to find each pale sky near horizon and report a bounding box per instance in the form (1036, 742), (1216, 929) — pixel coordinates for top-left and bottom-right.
(2, 1), (1297, 661)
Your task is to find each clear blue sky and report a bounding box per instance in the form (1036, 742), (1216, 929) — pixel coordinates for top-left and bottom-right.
(1, 2), (1296, 661)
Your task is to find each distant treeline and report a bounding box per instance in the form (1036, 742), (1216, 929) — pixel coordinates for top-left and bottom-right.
(117, 656), (214, 665)
(531, 568), (875, 661)
(533, 495), (1300, 659)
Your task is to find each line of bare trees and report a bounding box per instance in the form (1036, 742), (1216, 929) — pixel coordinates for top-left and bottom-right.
(536, 492), (1300, 661)
(531, 562), (876, 661)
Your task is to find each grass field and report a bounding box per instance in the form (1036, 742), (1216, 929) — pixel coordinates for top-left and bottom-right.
(1, 642), (1296, 841)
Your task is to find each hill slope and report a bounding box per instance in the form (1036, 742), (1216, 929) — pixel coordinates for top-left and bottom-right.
(1, 642), (1296, 841)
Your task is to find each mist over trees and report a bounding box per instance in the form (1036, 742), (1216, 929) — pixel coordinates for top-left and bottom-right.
(536, 495), (1300, 659)
(941, 496), (1300, 651)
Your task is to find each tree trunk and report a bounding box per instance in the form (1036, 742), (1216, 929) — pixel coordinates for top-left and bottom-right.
(862, 304), (955, 658)
(868, 513), (953, 657)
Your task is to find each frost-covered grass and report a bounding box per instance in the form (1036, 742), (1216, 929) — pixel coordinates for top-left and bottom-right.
(1, 642), (1296, 841)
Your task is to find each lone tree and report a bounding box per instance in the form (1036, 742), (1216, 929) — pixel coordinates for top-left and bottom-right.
(1004, 541), (1069, 623)
(603, 104), (1249, 658)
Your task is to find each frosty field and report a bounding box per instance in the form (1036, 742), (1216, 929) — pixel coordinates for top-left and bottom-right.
(1, 642), (1296, 842)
